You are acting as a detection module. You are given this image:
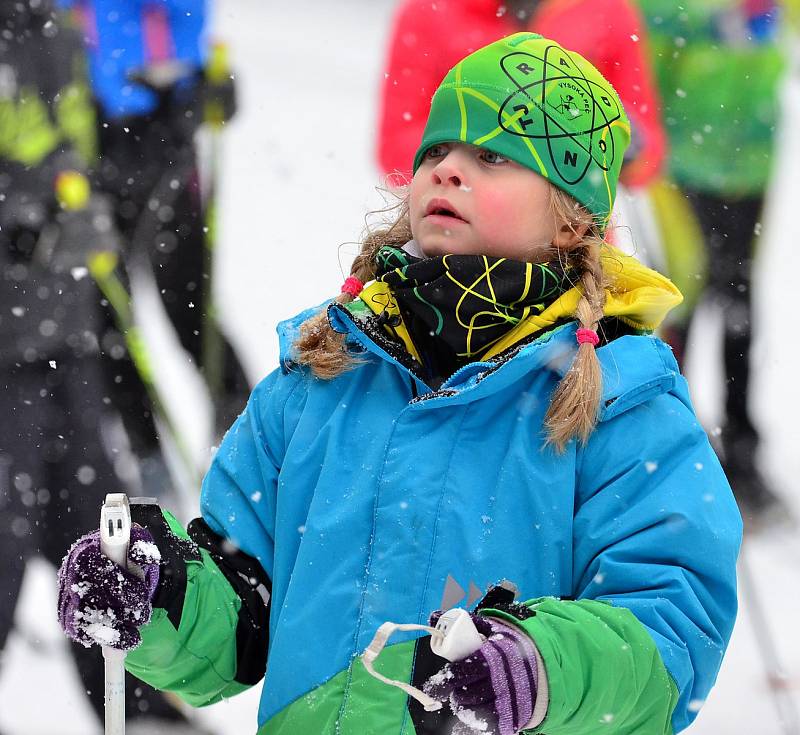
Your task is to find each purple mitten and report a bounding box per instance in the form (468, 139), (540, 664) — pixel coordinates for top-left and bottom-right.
(57, 525), (161, 650)
(423, 613), (538, 735)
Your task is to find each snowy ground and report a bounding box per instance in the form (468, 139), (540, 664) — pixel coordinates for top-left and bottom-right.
(2, 1), (800, 733)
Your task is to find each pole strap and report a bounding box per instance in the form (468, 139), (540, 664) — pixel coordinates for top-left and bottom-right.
(360, 622), (444, 712)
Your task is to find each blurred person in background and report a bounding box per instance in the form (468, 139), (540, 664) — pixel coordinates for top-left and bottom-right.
(377, 0), (666, 190)
(0, 1), (211, 733)
(59, 0), (250, 494)
(639, 0), (791, 526)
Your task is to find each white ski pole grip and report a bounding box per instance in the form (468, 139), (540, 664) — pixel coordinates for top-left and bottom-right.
(99, 492), (138, 735)
(429, 608), (485, 662)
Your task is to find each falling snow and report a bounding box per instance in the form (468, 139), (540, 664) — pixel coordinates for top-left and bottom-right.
(2, 3), (800, 734)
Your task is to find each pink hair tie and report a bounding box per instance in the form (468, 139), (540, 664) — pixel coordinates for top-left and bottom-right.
(576, 328), (600, 347)
(341, 276), (364, 298)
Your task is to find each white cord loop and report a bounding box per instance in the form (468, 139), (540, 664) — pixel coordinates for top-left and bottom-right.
(360, 622), (444, 711)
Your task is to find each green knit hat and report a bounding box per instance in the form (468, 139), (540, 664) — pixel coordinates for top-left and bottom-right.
(413, 33), (630, 226)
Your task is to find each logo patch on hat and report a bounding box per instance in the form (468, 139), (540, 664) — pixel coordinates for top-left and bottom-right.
(498, 46), (624, 187)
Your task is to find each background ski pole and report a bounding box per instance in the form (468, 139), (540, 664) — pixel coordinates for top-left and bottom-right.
(199, 41), (236, 404)
(88, 250), (202, 496)
(52, 170), (202, 493)
(99, 493), (138, 735)
(739, 543), (800, 735)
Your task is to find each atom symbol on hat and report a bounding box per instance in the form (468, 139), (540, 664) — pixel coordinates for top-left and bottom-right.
(497, 46), (623, 186)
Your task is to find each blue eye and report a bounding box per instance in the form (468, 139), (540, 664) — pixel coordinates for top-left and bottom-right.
(481, 150), (508, 164)
(425, 144), (449, 159)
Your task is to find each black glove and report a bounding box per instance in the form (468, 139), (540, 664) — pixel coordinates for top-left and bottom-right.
(125, 42), (237, 139)
(27, 171), (122, 270)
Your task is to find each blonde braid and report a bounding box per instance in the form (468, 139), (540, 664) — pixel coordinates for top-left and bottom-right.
(293, 202), (412, 377)
(544, 232), (607, 451)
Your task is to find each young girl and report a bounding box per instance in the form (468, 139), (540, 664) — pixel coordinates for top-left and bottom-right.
(57, 34), (741, 735)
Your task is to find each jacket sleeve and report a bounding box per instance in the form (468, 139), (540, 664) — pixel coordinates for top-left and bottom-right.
(488, 389), (741, 734)
(375, 0), (452, 180)
(124, 506), (269, 706)
(125, 369), (295, 705)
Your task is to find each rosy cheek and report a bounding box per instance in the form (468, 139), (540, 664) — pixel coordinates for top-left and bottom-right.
(481, 186), (521, 213)
(475, 191), (521, 233)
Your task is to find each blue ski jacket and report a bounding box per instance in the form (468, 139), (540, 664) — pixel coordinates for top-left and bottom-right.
(181, 269), (741, 731)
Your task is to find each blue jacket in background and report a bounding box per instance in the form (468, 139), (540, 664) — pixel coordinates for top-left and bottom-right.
(58, 0), (208, 118)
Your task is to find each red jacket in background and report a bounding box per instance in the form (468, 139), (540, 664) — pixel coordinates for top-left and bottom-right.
(376, 0), (518, 184)
(376, 0), (665, 188)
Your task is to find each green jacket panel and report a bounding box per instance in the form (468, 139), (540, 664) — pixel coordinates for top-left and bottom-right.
(54, 77), (98, 164)
(484, 598), (679, 735)
(0, 88), (60, 166)
(124, 513), (251, 707)
(641, 0), (786, 195)
(260, 641), (418, 735)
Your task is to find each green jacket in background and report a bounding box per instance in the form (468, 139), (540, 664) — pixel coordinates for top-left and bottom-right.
(0, 12), (96, 167)
(786, 0), (800, 29)
(0, 4), (105, 365)
(639, 0), (788, 196)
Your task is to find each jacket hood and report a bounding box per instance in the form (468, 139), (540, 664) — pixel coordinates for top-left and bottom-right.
(482, 245), (682, 358)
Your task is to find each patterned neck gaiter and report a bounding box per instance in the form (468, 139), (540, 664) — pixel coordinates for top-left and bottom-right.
(374, 245), (573, 368)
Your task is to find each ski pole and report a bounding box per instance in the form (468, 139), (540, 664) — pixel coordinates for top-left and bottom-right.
(739, 543), (800, 734)
(99, 493), (137, 735)
(87, 250), (201, 493)
(200, 41), (234, 403)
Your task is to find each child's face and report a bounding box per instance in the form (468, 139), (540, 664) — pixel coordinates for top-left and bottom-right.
(409, 142), (559, 261)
